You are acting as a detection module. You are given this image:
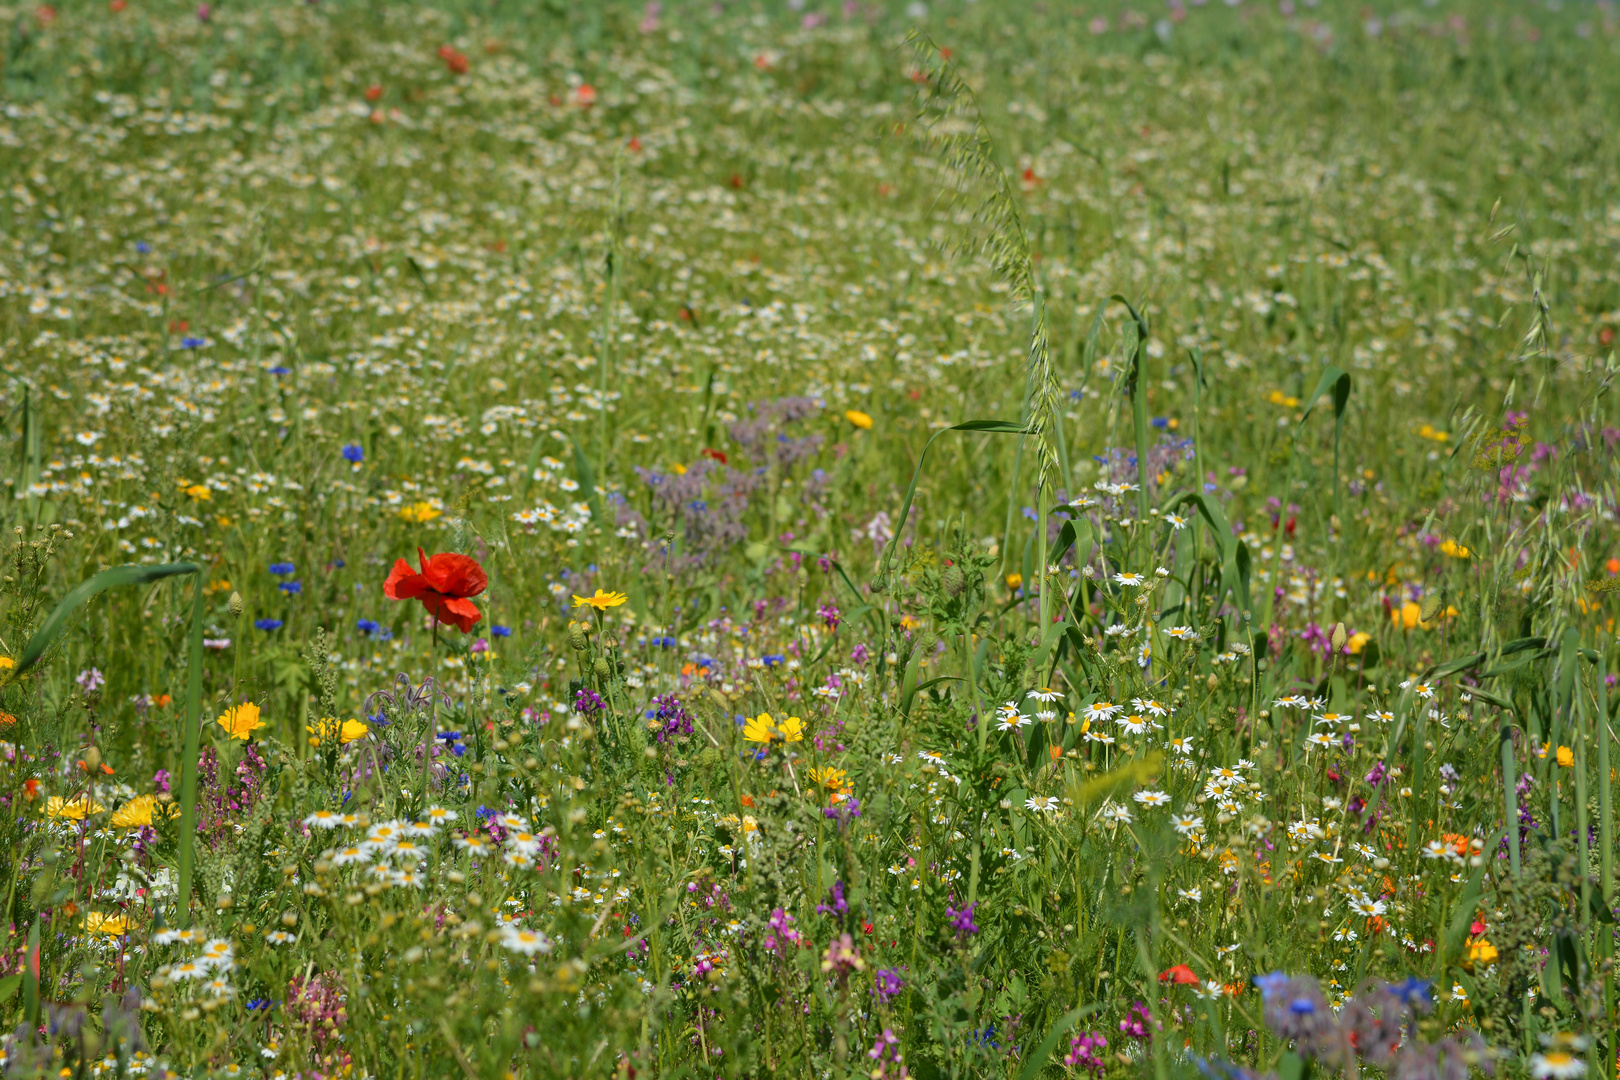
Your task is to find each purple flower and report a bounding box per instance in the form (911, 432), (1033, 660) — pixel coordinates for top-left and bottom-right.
(874, 967), (905, 1000)
(824, 796), (861, 826)
(649, 694), (692, 743)
(1065, 1032), (1109, 1075)
(76, 668), (105, 692)
(945, 901), (978, 938)
(817, 602), (841, 630)
(816, 880), (849, 918)
(574, 688), (605, 717)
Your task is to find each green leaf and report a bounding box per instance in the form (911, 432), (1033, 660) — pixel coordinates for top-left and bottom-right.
(1046, 518), (1077, 566)
(1032, 618), (1070, 677)
(571, 444), (603, 525)
(1298, 365), (1352, 427)
(1428, 652), (1487, 680)
(879, 420), (1031, 580)
(0, 973), (19, 1003)
(1065, 752), (1163, 811)
(1231, 539), (1252, 615)
(12, 561), (202, 676)
(1165, 491), (1234, 559)
(1013, 1003), (1103, 1080)
(900, 654), (921, 717)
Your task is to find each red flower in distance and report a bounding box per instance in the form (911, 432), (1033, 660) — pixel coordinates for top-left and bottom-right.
(384, 548), (487, 633)
(1158, 964), (1200, 986)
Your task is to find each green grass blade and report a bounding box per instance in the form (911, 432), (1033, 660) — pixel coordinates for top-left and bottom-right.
(1013, 1002), (1103, 1080)
(175, 574), (207, 926)
(878, 421), (1030, 583)
(1297, 365), (1351, 427)
(11, 561), (202, 677)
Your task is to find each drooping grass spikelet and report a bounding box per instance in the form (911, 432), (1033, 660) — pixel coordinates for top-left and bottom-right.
(902, 33), (1062, 498)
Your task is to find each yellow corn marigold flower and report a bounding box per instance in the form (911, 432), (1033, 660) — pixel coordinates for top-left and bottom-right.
(844, 409), (873, 430)
(110, 794), (158, 829)
(399, 501), (442, 523)
(572, 589), (629, 611)
(1556, 745), (1574, 768)
(184, 484), (211, 501)
(47, 795), (106, 820)
(743, 713), (804, 744)
(1466, 937), (1498, 966)
(808, 766), (847, 792)
(84, 911), (129, 936)
(216, 701), (266, 740)
(306, 717), (370, 746)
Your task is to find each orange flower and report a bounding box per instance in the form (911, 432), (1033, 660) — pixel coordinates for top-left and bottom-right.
(1158, 964), (1200, 986)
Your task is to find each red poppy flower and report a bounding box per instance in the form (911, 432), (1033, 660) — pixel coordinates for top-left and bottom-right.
(1158, 964), (1200, 986)
(384, 549), (487, 633)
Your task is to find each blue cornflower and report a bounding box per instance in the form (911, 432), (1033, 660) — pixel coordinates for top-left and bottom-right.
(1388, 975), (1432, 1008)
(1253, 971), (1290, 1001)
(491, 625), (512, 638)
(180, 336), (206, 349)
(342, 443), (364, 463)
(761, 653), (785, 666)
(1151, 416), (1170, 429)
(269, 365), (290, 376)
(649, 635), (677, 647)
(279, 580), (302, 595)
(136, 241), (152, 254)
(270, 562), (295, 576)
(254, 618), (283, 632)
(356, 618), (380, 635)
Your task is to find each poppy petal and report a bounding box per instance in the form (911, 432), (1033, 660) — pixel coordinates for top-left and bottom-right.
(439, 596), (482, 632)
(420, 553), (488, 599)
(384, 558), (425, 600)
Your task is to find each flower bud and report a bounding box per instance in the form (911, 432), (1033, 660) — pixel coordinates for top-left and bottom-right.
(1330, 622), (1347, 652)
(593, 657), (611, 680)
(228, 591), (244, 617)
(567, 624), (589, 652)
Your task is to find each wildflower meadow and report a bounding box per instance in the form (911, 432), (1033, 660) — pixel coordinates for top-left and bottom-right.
(2, 0), (1619, 1078)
